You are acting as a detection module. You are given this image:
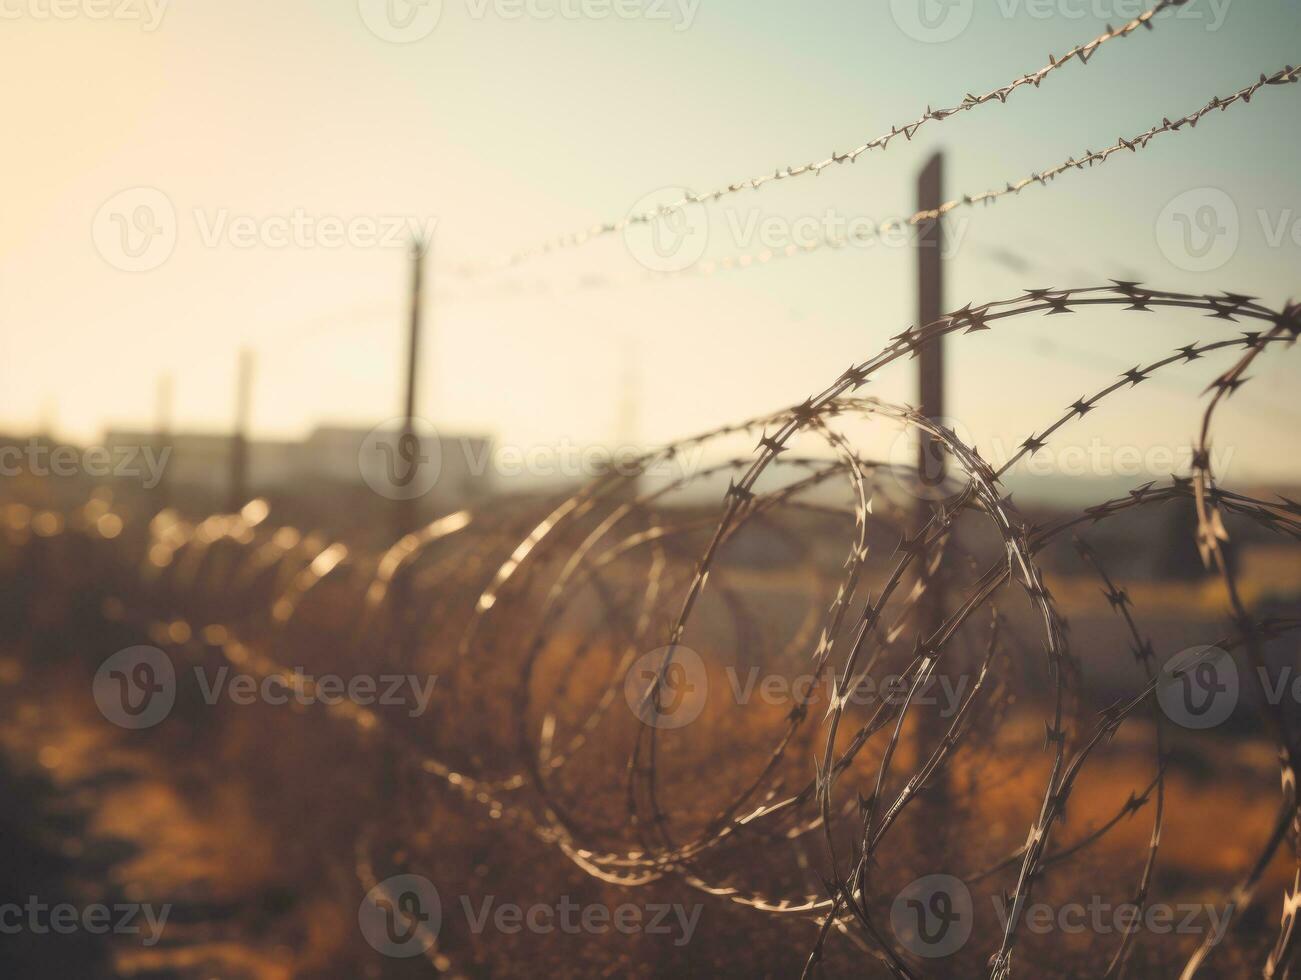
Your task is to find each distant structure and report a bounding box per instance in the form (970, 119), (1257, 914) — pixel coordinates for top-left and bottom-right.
(229, 349), (255, 513)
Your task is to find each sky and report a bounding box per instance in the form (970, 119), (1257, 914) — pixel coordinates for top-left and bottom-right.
(1, 0), (1299, 488)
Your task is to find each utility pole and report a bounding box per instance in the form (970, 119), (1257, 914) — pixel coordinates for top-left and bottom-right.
(229, 349), (253, 513)
(395, 234), (427, 541)
(915, 152), (951, 826)
(155, 374), (173, 510)
(384, 234), (429, 781)
(917, 152), (946, 491)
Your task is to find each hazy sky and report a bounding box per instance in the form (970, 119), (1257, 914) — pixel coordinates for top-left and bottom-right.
(2, 0), (1298, 484)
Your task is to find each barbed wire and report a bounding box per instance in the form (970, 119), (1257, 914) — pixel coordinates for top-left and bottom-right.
(612, 62), (1300, 282)
(447, 0), (1186, 280)
(422, 60), (1301, 325)
(3, 282), (1299, 977)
